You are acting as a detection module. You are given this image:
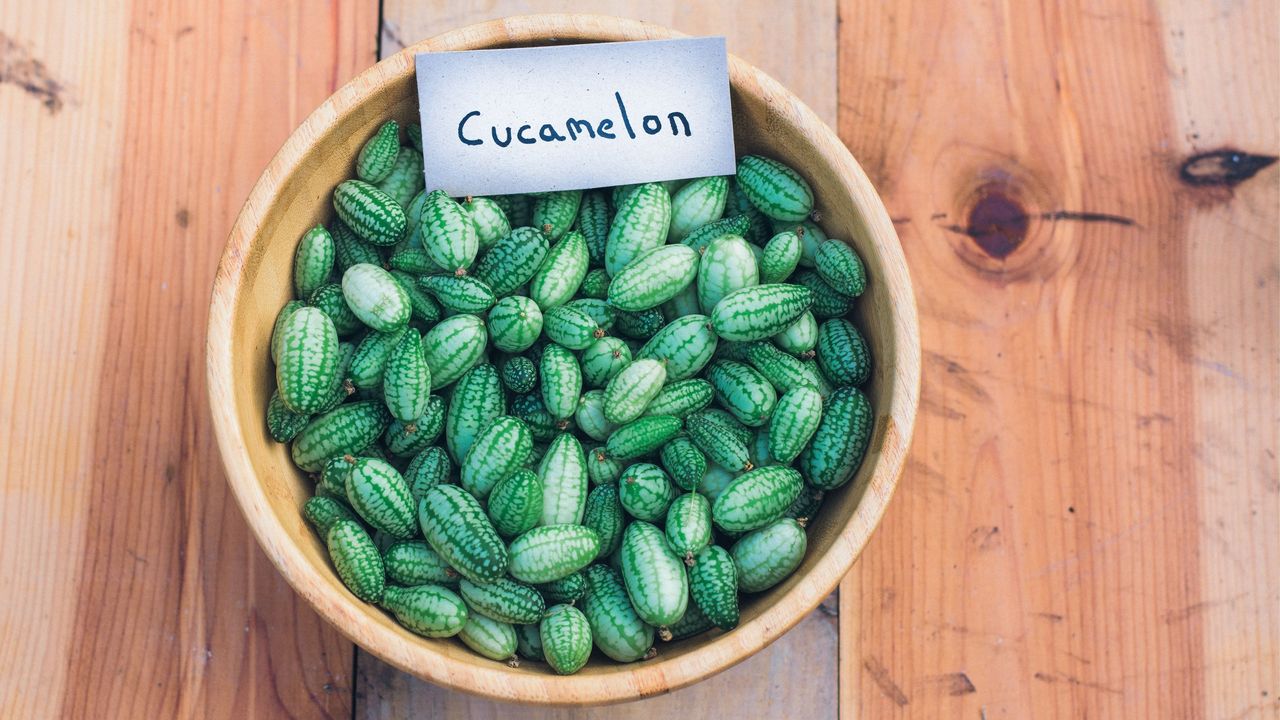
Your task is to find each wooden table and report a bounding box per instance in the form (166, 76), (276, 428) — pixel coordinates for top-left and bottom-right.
(2, 1), (1275, 717)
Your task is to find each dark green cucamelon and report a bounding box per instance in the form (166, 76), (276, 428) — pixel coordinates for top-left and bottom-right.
(304, 495), (357, 536)
(334, 179), (406, 246)
(382, 584), (468, 638)
(331, 217), (384, 271)
(294, 225), (335, 299)
(326, 519), (385, 603)
(382, 395), (446, 457)
(276, 306), (341, 414)
(356, 120), (400, 183)
(736, 155), (814, 222)
(267, 389), (310, 442)
(348, 327), (406, 389)
(501, 355), (538, 393)
(816, 318), (872, 387)
(784, 484), (824, 521)
(461, 415), (533, 499)
(605, 415), (681, 461)
(579, 564), (655, 662)
(711, 465), (803, 533)
(666, 597), (713, 641)
(814, 239), (866, 297)
(511, 393), (559, 443)
(659, 435), (707, 491)
(389, 269), (443, 325)
(492, 194), (533, 227)
(474, 226), (549, 297)
(579, 267), (611, 299)
(515, 622), (545, 661)
(291, 401), (392, 472)
(613, 307), (666, 339)
(418, 484), (509, 583)
(797, 386), (873, 490)
(508, 524), (601, 583)
(418, 274), (495, 314)
(681, 213), (751, 254)
(582, 484), (625, 560)
(574, 189), (611, 265)
(345, 457), (417, 538)
(384, 540), (459, 586)
(689, 545), (739, 629)
(792, 270), (850, 319)
(308, 282), (363, 336)
(538, 573), (587, 606)
(460, 577), (546, 624)
(487, 468), (543, 538)
(730, 517), (807, 592)
(540, 604), (592, 674)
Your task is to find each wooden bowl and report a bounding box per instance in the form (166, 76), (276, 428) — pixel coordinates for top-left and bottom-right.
(208, 14), (919, 706)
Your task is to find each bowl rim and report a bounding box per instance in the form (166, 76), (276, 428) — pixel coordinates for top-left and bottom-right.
(208, 13), (920, 706)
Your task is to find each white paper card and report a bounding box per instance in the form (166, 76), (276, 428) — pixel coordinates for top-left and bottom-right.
(414, 37), (736, 196)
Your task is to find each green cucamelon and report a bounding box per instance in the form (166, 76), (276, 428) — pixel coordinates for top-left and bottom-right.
(669, 176), (728, 241)
(271, 300), (305, 364)
(538, 432), (588, 525)
(666, 597), (714, 641)
(636, 314), (718, 381)
(356, 120), (400, 183)
(442, 365), (507, 466)
(685, 411), (752, 472)
(698, 235), (759, 314)
(581, 337), (632, 388)
(327, 519), (385, 603)
(814, 239), (866, 297)
(768, 386), (823, 463)
(462, 196), (511, 251)
(515, 622), (545, 661)
(501, 355), (538, 393)
(460, 577), (546, 624)
(575, 189), (611, 266)
(665, 492), (712, 563)
(382, 584), (468, 638)
(487, 468), (543, 538)
(643, 378), (714, 419)
(574, 390), (616, 442)
(774, 310), (818, 357)
(418, 274), (495, 314)
(512, 393), (559, 443)
(579, 564), (655, 662)
(586, 445), (625, 486)
(613, 307), (666, 339)
(376, 147), (424, 209)
(419, 189), (479, 273)
(582, 484), (625, 560)
(784, 484), (824, 521)
(735, 155), (814, 223)
(607, 244), (699, 312)
(383, 395), (446, 457)
(603, 358), (667, 424)
(540, 604), (592, 674)
(706, 360), (778, 427)
(508, 524), (601, 583)
(659, 435), (707, 491)
(605, 415), (681, 460)
(292, 401), (391, 472)
(681, 213), (751, 254)
(620, 521), (688, 632)
(689, 545), (739, 629)
(711, 465), (803, 533)
(537, 573), (587, 606)
(418, 484), (509, 582)
(331, 216), (384, 269)
(459, 613), (519, 663)
(294, 225), (335, 300)
(389, 269), (443, 326)
(487, 295), (543, 352)
(532, 190), (582, 241)
(267, 390), (310, 442)
(579, 268), (611, 299)
(384, 540), (459, 586)
(618, 463), (676, 522)
(710, 283), (813, 342)
(797, 386), (872, 490)
(743, 340), (814, 394)
(308, 283), (363, 336)
(304, 495), (358, 536)
(760, 230), (802, 284)
(696, 462), (737, 504)
(460, 415), (533, 499)
(792, 270), (850, 319)
(542, 305), (601, 350)
(382, 330), (431, 422)
(341, 263), (411, 332)
(730, 517), (807, 592)
(345, 456), (417, 538)
(474, 226), (549, 297)
(605, 182), (671, 275)
(816, 318), (872, 387)
(334, 179), (406, 246)
(348, 327), (406, 389)
(530, 230), (589, 309)
(421, 314), (487, 390)
(276, 306), (341, 414)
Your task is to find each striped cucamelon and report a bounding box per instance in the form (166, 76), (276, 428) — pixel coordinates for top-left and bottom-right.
(376, 148), (424, 208)
(540, 604), (592, 674)
(460, 415), (532, 499)
(685, 411), (752, 472)
(797, 387), (873, 490)
(418, 484), (509, 583)
(462, 196), (511, 251)
(607, 244), (699, 312)
(605, 415), (681, 460)
(345, 457), (417, 538)
(774, 310), (818, 357)
(579, 268), (611, 299)
(605, 182), (671, 275)
(308, 283), (362, 337)
(267, 390), (310, 442)
(689, 545), (739, 629)
(659, 435), (707, 491)
(341, 263), (411, 332)
(575, 189), (611, 265)
(276, 306), (341, 414)
(666, 598), (713, 641)
(814, 239), (867, 297)
(582, 484), (625, 560)
(294, 225), (335, 300)
(613, 307), (666, 339)
(508, 524), (601, 583)
(665, 491), (712, 563)
(792, 270), (851, 319)
(356, 120), (400, 183)
(698, 235), (759, 314)
(669, 176), (728, 241)
(711, 465), (803, 533)
(487, 468), (543, 538)
(291, 401), (391, 472)
(816, 318), (872, 387)
(618, 463), (676, 522)
(382, 395), (445, 457)
(326, 519), (385, 603)
(574, 390), (617, 442)
(580, 564), (655, 662)
(459, 613), (518, 663)
(460, 577), (546, 624)
(501, 355), (538, 393)
(537, 432), (588, 526)
(706, 360), (778, 427)
(730, 517), (807, 592)
(474, 226), (548, 297)
(542, 304), (601, 350)
(532, 190), (582, 241)
(710, 283), (813, 342)
(620, 521), (688, 631)
(768, 386), (823, 463)
(331, 216), (383, 270)
(637, 314), (718, 381)
(334, 180), (406, 246)
(681, 213), (751, 254)
(743, 340), (814, 394)
(536, 572), (586, 605)
(347, 327), (405, 389)
(419, 189), (479, 274)
(444, 363), (505, 463)
(487, 295), (543, 352)
(586, 445), (625, 486)
(735, 155), (814, 223)
(530, 230), (589, 309)
(384, 540), (459, 586)
(418, 274), (495, 314)
(602, 358), (667, 424)
(382, 584), (467, 638)
(304, 495), (357, 536)
(760, 230), (802, 284)
(270, 300), (304, 364)
(643, 378), (714, 419)
(382, 330), (431, 422)
(515, 622), (545, 661)
(421, 313), (487, 390)
(581, 337), (632, 388)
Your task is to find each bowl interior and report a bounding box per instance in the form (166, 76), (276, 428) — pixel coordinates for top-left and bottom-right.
(215, 16), (916, 704)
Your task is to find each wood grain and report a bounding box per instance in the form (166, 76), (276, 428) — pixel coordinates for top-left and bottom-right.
(357, 3), (844, 713)
(0, 2), (378, 718)
(836, 1), (1279, 718)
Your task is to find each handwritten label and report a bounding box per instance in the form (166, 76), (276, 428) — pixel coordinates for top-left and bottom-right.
(414, 37), (736, 196)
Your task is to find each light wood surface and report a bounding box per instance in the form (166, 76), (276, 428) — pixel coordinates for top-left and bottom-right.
(207, 13), (917, 706)
(2, 1), (1276, 718)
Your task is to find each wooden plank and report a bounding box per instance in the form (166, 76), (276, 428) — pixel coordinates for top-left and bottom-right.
(358, 2), (840, 715)
(0, 2), (379, 718)
(356, 594), (839, 719)
(836, 1), (1278, 718)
